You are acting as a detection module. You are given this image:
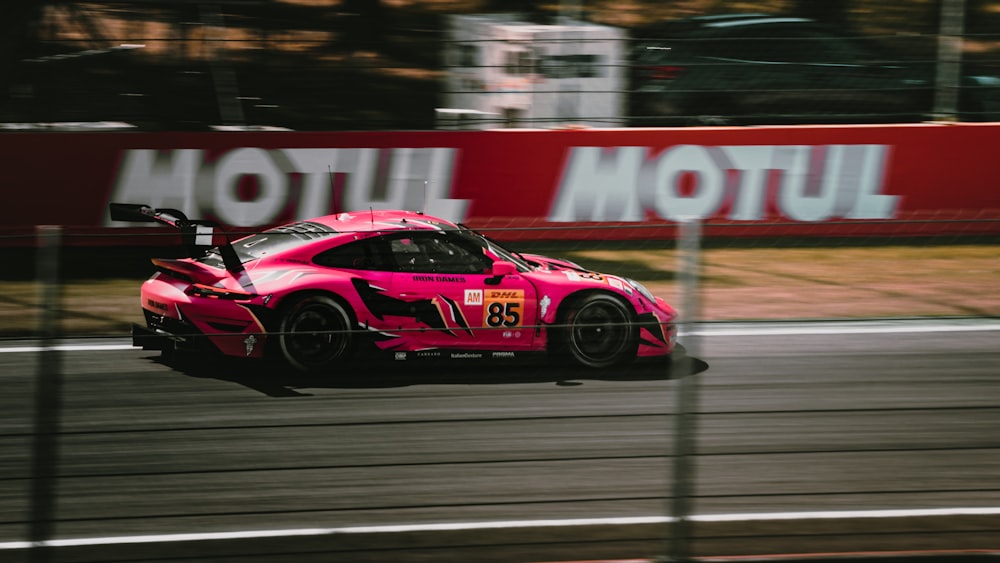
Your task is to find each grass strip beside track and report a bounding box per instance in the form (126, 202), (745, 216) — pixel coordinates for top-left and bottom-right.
(0, 245), (997, 338)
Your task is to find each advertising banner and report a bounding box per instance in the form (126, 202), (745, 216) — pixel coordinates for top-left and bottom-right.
(2, 124), (999, 244)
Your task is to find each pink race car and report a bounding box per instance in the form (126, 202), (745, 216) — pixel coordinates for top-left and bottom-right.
(111, 204), (677, 374)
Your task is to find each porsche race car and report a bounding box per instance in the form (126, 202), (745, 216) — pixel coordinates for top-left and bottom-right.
(110, 203), (678, 374)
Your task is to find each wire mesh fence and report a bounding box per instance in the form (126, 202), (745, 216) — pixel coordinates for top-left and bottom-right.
(2, 2), (1000, 560)
(3, 1), (1000, 130)
(1, 221), (999, 562)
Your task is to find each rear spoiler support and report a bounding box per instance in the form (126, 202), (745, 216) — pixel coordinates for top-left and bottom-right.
(109, 203), (246, 280)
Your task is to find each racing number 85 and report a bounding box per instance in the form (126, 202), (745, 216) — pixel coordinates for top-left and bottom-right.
(486, 301), (520, 327)
(484, 290), (524, 328)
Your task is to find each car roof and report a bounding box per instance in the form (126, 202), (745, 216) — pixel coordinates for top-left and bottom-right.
(229, 210), (462, 262)
(700, 16), (814, 29)
(634, 13), (821, 37)
(302, 209), (459, 234)
(683, 13), (776, 23)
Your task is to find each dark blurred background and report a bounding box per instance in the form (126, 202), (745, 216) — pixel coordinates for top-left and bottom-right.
(1, 0), (999, 131)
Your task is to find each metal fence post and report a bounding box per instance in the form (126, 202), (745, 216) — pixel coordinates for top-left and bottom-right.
(201, 5), (246, 127)
(29, 225), (63, 563)
(933, 0), (966, 119)
(667, 218), (702, 562)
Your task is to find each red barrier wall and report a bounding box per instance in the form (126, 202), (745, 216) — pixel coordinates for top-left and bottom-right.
(2, 123), (999, 244)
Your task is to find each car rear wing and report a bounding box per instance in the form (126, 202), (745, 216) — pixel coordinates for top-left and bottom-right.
(108, 203), (245, 279)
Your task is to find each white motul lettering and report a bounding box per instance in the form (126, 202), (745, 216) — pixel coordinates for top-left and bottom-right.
(105, 149), (202, 225)
(549, 147), (644, 221)
(388, 148), (430, 212)
(776, 145), (840, 221)
(548, 144), (897, 223)
(275, 148), (339, 219)
(845, 145), (897, 219)
(641, 145), (725, 220)
(210, 147), (287, 226)
(777, 145), (899, 222)
(419, 148), (465, 220)
(720, 145), (774, 221)
(107, 147), (465, 227)
(340, 148), (380, 212)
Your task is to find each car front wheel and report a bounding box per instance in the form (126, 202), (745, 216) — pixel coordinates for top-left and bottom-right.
(278, 294), (354, 374)
(557, 293), (638, 369)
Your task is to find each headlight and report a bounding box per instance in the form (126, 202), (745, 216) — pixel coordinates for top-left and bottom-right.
(625, 278), (656, 303)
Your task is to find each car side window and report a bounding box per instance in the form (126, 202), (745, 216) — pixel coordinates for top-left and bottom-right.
(389, 232), (491, 274)
(704, 28), (788, 63)
(700, 34), (749, 61)
(757, 29), (836, 64)
(313, 238), (389, 270)
(708, 25), (871, 65)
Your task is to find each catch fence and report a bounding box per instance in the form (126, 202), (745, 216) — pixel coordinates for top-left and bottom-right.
(1, 221), (998, 562)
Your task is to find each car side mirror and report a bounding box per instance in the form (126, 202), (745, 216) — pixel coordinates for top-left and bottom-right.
(492, 261), (517, 276)
(486, 260), (517, 285)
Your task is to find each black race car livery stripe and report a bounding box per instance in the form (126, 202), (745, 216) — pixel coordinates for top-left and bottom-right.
(351, 278), (460, 337)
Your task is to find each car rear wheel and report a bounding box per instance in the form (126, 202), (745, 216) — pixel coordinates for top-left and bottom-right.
(278, 294), (354, 374)
(557, 293), (638, 369)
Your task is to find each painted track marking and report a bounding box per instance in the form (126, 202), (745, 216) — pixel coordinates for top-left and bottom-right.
(2, 507), (1000, 550)
(4, 318), (1000, 354)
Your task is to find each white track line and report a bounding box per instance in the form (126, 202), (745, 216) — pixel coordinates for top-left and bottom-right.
(2, 507), (999, 550)
(4, 319), (1000, 354)
(686, 318), (1000, 337)
(0, 343), (135, 353)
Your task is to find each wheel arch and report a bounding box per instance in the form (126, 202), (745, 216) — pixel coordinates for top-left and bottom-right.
(548, 288), (638, 326)
(269, 290), (360, 341)
(274, 288), (355, 318)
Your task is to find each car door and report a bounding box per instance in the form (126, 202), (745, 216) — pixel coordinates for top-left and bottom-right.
(385, 231), (538, 351)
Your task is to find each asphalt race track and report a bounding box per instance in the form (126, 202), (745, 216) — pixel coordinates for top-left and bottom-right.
(1, 319), (999, 562)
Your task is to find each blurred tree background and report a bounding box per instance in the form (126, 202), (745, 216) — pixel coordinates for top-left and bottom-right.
(1, 0), (998, 130)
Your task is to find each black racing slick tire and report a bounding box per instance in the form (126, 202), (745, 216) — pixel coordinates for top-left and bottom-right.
(278, 294), (355, 374)
(556, 293), (638, 369)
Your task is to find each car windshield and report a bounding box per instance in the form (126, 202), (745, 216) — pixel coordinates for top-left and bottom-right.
(457, 226), (533, 272)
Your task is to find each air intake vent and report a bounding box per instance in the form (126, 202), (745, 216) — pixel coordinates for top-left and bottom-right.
(269, 221), (336, 241)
